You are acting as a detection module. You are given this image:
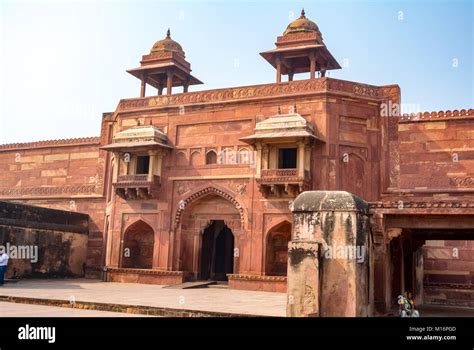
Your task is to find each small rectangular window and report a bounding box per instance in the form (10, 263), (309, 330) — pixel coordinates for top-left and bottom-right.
(136, 155), (150, 174)
(278, 148), (297, 169)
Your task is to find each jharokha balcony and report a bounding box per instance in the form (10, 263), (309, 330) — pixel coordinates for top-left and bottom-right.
(113, 174), (161, 200)
(257, 168), (310, 197)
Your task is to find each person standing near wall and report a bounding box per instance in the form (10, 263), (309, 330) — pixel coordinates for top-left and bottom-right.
(0, 247), (9, 286)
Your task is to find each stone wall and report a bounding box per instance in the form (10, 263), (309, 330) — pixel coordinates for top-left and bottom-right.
(424, 240), (474, 307)
(0, 200), (89, 278)
(397, 111), (474, 192)
(0, 137), (108, 277)
(394, 112), (474, 305)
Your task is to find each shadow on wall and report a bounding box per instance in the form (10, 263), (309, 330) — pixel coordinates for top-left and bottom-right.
(0, 201), (89, 279)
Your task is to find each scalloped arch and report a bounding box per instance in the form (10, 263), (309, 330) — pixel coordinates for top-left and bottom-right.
(174, 186), (246, 228)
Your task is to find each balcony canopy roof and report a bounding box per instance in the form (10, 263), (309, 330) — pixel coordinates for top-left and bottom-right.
(101, 125), (173, 152)
(240, 112), (324, 144)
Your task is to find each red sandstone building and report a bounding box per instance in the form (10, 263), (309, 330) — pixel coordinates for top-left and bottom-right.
(0, 10), (473, 314)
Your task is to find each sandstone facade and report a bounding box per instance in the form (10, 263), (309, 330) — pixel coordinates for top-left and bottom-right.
(0, 10), (472, 312)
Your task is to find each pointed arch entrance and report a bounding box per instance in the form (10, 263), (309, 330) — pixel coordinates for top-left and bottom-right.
(121, 220), (154, 269)
(174, 190), (242, 280)
(200, 220), (234, 280)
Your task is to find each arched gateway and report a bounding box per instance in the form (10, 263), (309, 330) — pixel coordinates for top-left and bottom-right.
(174, 190), (242, 281)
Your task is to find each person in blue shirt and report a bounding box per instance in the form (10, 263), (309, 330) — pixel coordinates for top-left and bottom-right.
(0, 247), (9, 286)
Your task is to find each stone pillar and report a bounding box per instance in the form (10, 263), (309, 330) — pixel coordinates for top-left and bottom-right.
(140, 73), (147, 97)
(112, 152), (120, 183)
(262, 145), (269, 171)
(156, 151), (164, 178)
(371, 211), (392, 315)
(309, 52), (316, 80)
(414, 247), (424, 306)
(288, 69), (294, 82)
(400, 237), (405, 293)
(255, 143), (262, 177)
(147, 150), (157, 182)
(166, 71), (173, 95)
(183, 77), (190, 93)
(288, 191), (373, 317)
(276, 57), (282, 83)
(297, 142), (305, 177)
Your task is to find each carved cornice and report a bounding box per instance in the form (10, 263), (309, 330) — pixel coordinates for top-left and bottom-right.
(118, 78), (385, 112)
(0, 184), (99, 197)
(0, 137), (100, 152)
(370, 201), (474, 209)
(400, 109), (474, 123)
(276, 32), (317, 43)
(450, 176), (474, 188)
(425, 282), (474, 290)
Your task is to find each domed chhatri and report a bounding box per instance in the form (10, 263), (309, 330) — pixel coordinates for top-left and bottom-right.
(127, 28), (202, 97)
(260, 8), (340, 82)
(150, 29), (185, 57)
(283, 9), (322, 38)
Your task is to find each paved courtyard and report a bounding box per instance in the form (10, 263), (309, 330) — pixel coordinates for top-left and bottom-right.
(0, 301), (153, 317)
(0, 279), (287, 317)
(2, 279), (473, 317)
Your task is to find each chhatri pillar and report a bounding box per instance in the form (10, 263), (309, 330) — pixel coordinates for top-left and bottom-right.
(287, 191), (373, 317)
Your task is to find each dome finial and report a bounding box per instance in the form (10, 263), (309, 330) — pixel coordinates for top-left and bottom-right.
(301, 8), (305, 18)
(166, 28), (171, 39)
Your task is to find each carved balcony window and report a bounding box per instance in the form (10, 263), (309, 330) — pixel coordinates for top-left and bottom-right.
(257, 168), (310, 198)
(113, 174), (161, 200)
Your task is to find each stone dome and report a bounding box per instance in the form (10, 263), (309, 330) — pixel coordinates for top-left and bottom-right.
(150, 29), (185, 56)
(284, 9), (322, 39)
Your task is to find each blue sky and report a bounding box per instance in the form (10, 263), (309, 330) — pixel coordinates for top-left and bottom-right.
(0, 0), (472, 143)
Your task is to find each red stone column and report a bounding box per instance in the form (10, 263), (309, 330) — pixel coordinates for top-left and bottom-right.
(140, 73), (147, 97)
(288, 69), (294, 82)
(183, 77), (190, 93)
(166, 71), (173, 95)
(276, 57), (282, 83)
(309, 52), (316, 80)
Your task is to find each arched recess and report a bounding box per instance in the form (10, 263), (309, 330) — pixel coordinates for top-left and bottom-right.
(176, 151), (188, 166)
(190, 150), (202, 166)
(265, 221), (292, 276)
(206, 150), (217, 164)
(238, 147), (251, 165)
(121, 220), (154, 269)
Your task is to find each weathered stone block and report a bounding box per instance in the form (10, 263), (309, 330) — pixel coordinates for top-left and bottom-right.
(288, 191), (373, 317)
(287, 241), (320, 317)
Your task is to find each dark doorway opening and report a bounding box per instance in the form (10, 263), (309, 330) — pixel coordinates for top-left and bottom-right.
(136, 155), (150, 174)
(200, 220), (234, 281)
(278, 148), (297, 169)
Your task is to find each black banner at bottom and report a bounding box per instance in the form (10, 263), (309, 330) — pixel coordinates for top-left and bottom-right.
(0, 317), (472, 348)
